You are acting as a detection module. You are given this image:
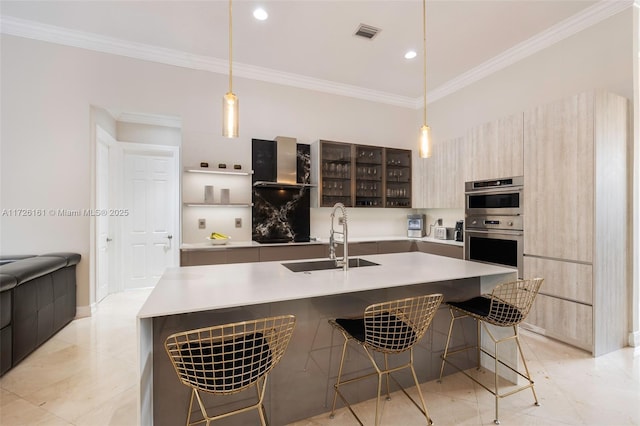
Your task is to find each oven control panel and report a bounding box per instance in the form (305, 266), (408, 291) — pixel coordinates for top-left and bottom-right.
(466, 215), (523, 231)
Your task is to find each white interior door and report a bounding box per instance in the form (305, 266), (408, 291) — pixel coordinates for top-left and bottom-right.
(96, 136), (111, 302)
(94, 126), (116, 302)
(122, 145), (178, 290)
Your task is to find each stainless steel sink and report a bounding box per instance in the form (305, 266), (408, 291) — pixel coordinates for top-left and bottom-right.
(282, 258), (379, 273)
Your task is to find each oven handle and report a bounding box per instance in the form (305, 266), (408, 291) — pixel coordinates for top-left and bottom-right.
(465, 187), (523, 195)
(465, 229), (523, 236)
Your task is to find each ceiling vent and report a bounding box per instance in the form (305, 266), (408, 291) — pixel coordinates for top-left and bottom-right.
(354, 23), (381, 40)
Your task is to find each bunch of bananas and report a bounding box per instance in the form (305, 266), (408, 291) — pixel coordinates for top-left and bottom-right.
(209, 232), (228, 240)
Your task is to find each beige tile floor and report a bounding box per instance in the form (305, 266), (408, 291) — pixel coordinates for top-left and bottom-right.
(1, 289), (638, 426)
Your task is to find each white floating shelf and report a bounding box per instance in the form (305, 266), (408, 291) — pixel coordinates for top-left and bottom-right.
(183, 202), (253, 207)
(184, 167), (253, 176)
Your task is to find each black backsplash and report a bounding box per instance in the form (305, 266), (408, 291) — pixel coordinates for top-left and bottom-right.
(251, 140), (311, 243)
(252, 187), (310, 243)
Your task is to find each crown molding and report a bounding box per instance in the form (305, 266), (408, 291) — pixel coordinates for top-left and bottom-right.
(0, 15), (416, 109)
(428, 0), (633, 103)
(1, 0), (633, 109)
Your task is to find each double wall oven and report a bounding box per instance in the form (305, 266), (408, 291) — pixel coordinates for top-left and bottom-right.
(465, 176), (523, 278)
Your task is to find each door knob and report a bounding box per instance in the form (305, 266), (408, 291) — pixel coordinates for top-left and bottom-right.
(106, 237), (113, 242)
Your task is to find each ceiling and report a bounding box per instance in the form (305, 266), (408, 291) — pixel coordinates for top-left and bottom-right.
(0, 0), (615, 103)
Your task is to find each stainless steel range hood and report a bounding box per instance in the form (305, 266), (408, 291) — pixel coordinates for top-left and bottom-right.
(253, 136), (313, 188)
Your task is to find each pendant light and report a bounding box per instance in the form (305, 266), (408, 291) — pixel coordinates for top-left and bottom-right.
(222, 0), (239, 138)
(419, 0), (432, 158)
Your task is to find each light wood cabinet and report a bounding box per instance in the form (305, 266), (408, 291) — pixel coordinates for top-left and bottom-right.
(525, 293), (593, 352)
(464, 112), (524, 182)
(523, 257), (592, 304)
(523, 93), (593, 262)
(522, 90), (629, 356)
(422, 136), (464, 209)
(417, 113), (521, 209)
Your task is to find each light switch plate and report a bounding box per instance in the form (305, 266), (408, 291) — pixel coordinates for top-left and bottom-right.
(235, 218), (242, 228)
(198, 218), (206, 229)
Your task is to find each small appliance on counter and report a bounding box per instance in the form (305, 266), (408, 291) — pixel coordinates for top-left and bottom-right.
(455, 220), (464, 242)
(433, 226), (447, 240)
(407, 214), (426, 238)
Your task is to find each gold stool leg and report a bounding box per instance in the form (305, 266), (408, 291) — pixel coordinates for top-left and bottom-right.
(477, 319), (482, 369)
(438, 308), (456, 382)
(192, 389), (210, 426)
(409, 348), (433, 425)
(256, 376), (268, 426)
(375, 367), (383, 426)
(330, 338), (349, 418)
(513, 326), (540, 407)
(185, 388), (196, 426)
(494, 329), (500, 425)
(384, 353), (392, 401)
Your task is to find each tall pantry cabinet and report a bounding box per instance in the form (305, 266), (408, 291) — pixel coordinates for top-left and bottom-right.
(522, 90), (629, 356)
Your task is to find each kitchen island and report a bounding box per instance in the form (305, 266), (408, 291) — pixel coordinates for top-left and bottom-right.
(138, 251), (516, 425)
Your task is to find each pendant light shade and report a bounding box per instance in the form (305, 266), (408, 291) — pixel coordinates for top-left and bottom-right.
(222, 92), (238, 138)
(222, 0), (238, 138)
(418, 0), (432, 159)
(419, 124), (432, 159)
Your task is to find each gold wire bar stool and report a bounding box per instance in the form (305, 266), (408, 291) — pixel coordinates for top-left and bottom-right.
(438, 278), (544, 424)
(164, 315), (296, 426)
(328, 293), (443, 426)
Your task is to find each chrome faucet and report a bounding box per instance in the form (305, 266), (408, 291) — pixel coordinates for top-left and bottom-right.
(329, 202), (348, 270)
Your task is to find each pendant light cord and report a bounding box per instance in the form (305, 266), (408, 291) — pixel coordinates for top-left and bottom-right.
(228, 0), (233, 93)
(422, 0), (427, 124)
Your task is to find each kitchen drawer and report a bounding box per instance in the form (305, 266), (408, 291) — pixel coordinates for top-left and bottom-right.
(259, 245), (326, 262)
(225, 248), (260, 264)
(335, 242), (377, 257)
(180, 248), (260, 266)
(377, 240), (415, 254)
(180, 250), (226, 266)
(523, 256), (592, 304)
(415, 241), (463, 259)
(523, 293), (593, 352)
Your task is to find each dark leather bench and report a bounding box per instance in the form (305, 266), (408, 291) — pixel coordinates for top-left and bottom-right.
(0, 252), (80, 376)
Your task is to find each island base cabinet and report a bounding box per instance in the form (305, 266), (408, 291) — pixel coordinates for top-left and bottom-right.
(523, 293), (593, 352)
(149, 280), (487, 426)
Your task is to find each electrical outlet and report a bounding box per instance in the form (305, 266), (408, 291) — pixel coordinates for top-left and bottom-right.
(235, 218), (242, 228)
(437, 218), (443, 226)
(198, 218), (206, 229)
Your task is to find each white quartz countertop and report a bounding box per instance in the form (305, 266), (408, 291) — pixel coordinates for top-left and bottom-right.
(180, 236), (463, 251)
(138, 252), (513, 319)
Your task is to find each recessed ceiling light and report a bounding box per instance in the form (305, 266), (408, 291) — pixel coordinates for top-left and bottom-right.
(253, 8), (268, 21)
(404, 50), (417, 59)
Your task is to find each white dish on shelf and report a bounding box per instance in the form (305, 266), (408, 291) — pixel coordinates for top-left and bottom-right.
(206, 236), (230, 245)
